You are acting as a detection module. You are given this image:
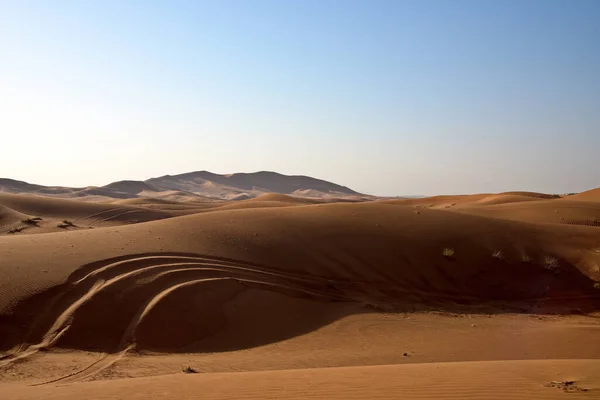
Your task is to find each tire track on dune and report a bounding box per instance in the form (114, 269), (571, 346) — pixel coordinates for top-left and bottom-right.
(1, 253), (354, 383)
(0, 280), (107, 367)
(72, 256), (600, 307)
(559, 218), (600, 227)
(92, 209), (168, 224)
(90, 210), (144, 223)
(77, 207), (168, 225)
(3, 252), (600, 385)
(30, 346), (134, 386)
(75, 207), (123, 224)
(6, 253), (600, 359)
(72, 255), (340, 293)
(31, 274), (336, 386)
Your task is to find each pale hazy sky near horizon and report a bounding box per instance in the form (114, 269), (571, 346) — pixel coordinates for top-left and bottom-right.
(1, 0), (599, 196)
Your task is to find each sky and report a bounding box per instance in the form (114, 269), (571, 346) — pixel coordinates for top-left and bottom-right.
(1, 0), (599, 196)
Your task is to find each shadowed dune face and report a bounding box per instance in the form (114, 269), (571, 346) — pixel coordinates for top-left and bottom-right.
(1, 203), (600, 356)
(0, 253), (355, 354)
(0, 204), (33, 231)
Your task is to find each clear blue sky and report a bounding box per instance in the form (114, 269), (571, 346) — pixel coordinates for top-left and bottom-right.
(1, 0), (599, 196)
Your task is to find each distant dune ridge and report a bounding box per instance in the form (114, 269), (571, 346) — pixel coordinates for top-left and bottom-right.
(0, 171), (364, 201)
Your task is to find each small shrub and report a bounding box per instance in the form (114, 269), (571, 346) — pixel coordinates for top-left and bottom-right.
(544, 256), (560, 272)
(442, 248), (455, 258)
(21, 218), (40, 226)
(58, 220), (76, 229)
(492, 250), (505, 260)
(521, 255), (534, 263)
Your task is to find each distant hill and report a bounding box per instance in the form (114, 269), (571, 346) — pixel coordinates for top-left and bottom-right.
(0, 171), (366, 201)
(146, 171), (360, 200)
(0, 178), (46, 194)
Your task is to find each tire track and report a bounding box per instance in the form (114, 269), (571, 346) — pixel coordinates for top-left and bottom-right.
(1, 254), (351, 374)
(3, 252), (599, 384)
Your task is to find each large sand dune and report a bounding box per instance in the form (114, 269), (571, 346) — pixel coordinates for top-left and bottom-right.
(457, 199), (600, 226)
(568, 187), (600, 202)
(1, 184), (600, 398)
(0, 171), (366, 202)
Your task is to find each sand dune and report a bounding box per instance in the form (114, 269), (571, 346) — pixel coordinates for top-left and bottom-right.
(379, 190), (600, 227)
(0, 204), (35, 234)
(1, 186), (600, 398)
(456, 198), (600, 227)
(379, 193), (487, 208)
(0, 178), (56, 194)
(0, 178), (138, 200)
(250, 193), (314, 203)
(0, 193), (174, 235)
(472, 193), (555, 206)
(1, 203), (599, 357)
(113, 197), (190, 207)
(102, 180), (164, 195)
(382, 191), (558, 209)
(0, 171), (364, 202)
(146, 171), (360, 199)
(498, 191), (559, 198)
(110, 193), (318, 216)
(568, 187), (600, 202)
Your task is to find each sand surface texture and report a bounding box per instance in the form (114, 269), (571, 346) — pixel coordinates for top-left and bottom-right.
(1, 178), (599, 399)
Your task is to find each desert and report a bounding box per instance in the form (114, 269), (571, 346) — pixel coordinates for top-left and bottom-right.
(1, 173), (599, 399)
(3, 1), (599, 398)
